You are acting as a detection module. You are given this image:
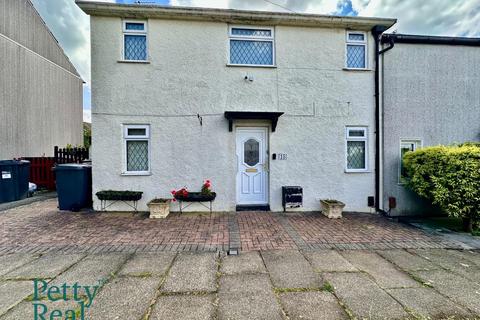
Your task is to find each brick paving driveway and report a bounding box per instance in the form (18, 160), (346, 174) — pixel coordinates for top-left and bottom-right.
(1, 249), (479, 319)
(0, 199), (460, 255)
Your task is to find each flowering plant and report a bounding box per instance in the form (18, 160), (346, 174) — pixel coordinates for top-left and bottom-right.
(170, 187), (188, 202)
(201, 179), (212, 195)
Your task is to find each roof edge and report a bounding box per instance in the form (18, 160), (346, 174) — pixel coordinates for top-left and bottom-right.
(382, 33), (480, 47)
(76, 1), (396, 30)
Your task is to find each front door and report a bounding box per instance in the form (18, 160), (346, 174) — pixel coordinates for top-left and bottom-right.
(236, 127), (268, 205)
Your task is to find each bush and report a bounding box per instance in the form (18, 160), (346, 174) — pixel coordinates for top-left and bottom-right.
(402, 144), (480, 232)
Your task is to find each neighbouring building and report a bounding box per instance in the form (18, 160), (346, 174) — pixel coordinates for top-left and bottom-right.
(0, 0), (83, 159)
(380, 34), (480, 216)
(78, 2), (479, 215)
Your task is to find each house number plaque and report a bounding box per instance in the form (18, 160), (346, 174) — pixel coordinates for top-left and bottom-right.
(278, 153), (287, 160)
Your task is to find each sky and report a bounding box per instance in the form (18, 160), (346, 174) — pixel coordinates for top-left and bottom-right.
(30, 0), (480, 123)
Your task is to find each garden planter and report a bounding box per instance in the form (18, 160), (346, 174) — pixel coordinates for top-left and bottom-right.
(96, 190), (142, 201)
(321, 199), (345, 219)
(174, 192), (217, 202)
(147, 199), (171, 219)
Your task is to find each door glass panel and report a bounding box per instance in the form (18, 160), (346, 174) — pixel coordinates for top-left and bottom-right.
(244, 139), (259, 166)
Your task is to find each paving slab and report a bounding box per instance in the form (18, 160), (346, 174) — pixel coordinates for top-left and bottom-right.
(412, 249), (480, 282)
(150, 294), (215, 320)
(85, 276), (160, 320)
(0, 281), (32, 316)
(261, 250), (322, 289)
(218, 274), (282, 320)
(118, 252), (176, 277)
(304, 250), (357, 272)
(341, 250), (419, 288)
(3, 254), (85, 280)
(279, 291), (348, 320)
(161, 252), (217, 293)
(0, 254), (39, 277)
(1, 299), (81, 320)
(221, 251), (266, 275)
(387, 287), (473, 319)
(447, 250), (480, 267)
(324, 272), (409, 320)
(413, 269), (480, 314)
(376, 249), (437, 271)
(51, 254), (128, 295)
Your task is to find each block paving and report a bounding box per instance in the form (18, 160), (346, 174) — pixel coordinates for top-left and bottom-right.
(0, 199), (463, 255)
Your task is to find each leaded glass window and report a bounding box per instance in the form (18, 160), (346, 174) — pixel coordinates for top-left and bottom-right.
(346, 127), (368, 171)
(229, 27), (274, 66)
(124, 125), (150, 173)
(123, 21), (147, 61)
(346, 31), (367, 69)
(244, 139), (259, 166)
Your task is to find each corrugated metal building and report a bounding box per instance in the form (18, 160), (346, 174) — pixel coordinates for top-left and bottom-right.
(0, 0), (83, 159)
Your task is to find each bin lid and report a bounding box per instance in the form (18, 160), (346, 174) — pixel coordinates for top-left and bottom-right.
(54, 164), (92, 171)
(0, 160), (29, 166)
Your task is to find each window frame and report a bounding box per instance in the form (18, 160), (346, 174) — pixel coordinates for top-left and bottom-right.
(398, 139), (422, 184)
(345, 31), (368, 70)
(122, 20), (148, 62)
(227, 25), (276, 67)
(345, 126), (368, 173)
(123, 124), (151, 175)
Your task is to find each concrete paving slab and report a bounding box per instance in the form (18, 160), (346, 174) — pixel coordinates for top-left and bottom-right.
(0, 281), (32, 316)
(261, 250), (322, 289)
(161, 252), (217, 293)
(51, 254), (128, 294)
(218, 274), (282, 320)
(0, 254), (39, 277)
(1, 299), (81, 320)
(387, 287), (473, 319)
(324, 272), (409, 320)
(412, 249), (480, 282)
(341, 250), (419, 288)
(150, 294), (215, 320)
(304, 250), (357, 272)
(447, 250), (480, 267)
(279, 291), (348, 320)
(221, 251), (266, 275)
(85, 276), (160, 320)
(376, 249), (437, 271)
(3, 254), (84, 280)
(413, 269), (480, 314)
(118, 252), (176, 277)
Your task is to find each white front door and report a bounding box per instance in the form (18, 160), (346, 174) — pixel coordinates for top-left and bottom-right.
(236, 127), (268, 205)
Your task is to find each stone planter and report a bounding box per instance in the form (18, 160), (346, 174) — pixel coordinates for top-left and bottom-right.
(321, 199), (345, 219)
(147, 199), (171, 219)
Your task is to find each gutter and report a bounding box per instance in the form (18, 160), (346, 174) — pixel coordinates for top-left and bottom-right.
(382, 33), (480, 47)
(371, 25), (395, 213)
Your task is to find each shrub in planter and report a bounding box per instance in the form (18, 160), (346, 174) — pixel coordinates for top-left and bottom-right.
(96, 190), (143, 201)
(147, 198), (171, 219)
(403, 144), (480, 232)
(171, 180), (216, 201)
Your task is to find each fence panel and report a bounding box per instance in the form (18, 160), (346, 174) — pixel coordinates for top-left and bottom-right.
(22, 157), (56, 190)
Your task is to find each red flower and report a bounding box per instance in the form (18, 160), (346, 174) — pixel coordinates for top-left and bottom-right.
(205, 179), (211, 184)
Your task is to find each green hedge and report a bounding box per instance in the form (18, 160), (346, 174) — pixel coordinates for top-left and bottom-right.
(403, 144), (480, 231)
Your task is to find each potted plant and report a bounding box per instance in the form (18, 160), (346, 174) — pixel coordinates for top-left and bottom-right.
(147, 198), (171, 219)
(320, 199), (345, 219)
(171, 180), (217, 202)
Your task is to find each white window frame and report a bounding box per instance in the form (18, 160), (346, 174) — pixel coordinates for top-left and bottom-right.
(345, 31), (367, 70)
(122, 20), (148, 62)
(345, 127), (368, 173)
(123, 124), (150, 175)
(228, 25), (276, 67)
(398, 139), (422, 184)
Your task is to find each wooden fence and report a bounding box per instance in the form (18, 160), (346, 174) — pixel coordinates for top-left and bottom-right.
(22, 157), (56, 190)
(54, 146), (89, 164)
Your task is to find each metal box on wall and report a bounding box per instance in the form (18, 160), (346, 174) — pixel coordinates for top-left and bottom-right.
(282, 186), (303, 211)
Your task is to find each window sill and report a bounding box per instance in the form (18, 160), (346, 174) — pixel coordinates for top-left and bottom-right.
(344, 170), (371, 173)
(342, 68), (372, 72)
(121, 172), (151, 176)
(226, 64), (277, 69)
(117, 60), (150, 64)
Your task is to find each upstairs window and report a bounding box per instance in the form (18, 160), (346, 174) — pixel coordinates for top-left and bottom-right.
(345, 127), (368, 172)
(346, 31), (367, 69)
(229, 26), (275, 66)
(123, 21), (147, 61)
(124, 125), (150, 174)
(399, 139), (422, 182)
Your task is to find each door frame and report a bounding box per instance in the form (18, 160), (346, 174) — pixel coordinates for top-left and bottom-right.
(235, 125), (270, 206)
